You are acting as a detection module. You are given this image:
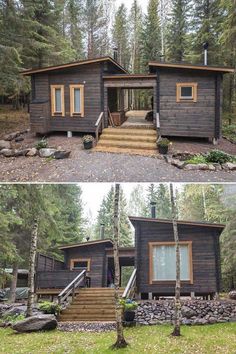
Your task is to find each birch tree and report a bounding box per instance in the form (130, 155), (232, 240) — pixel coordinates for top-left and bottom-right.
(170, 183), (181, 337)
(26, 220), (38, 317)
(111, 183), (128, 349)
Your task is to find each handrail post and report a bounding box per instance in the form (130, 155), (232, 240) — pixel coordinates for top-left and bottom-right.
(72, 284), (75, 302)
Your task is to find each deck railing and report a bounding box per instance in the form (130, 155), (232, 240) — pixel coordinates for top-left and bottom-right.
(95, 112), (105, 143)
(58, 269), (86, 305)
(122, 268), (137, 299)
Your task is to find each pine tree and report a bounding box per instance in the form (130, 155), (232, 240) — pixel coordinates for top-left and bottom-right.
(190, 0), (223, 65)
(112, 4), (131, 69)
(95, 186), (132, 246)
(130, 0), (143, 73)
(141, 0), (161, 69)
(166, 0), (190, 62)
(66, 0), (85, 59)
(144, 183), (172, 218)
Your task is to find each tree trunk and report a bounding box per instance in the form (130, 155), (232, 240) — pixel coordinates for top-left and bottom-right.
(9, 262), (18, 303)
(170, 183), (181, 337)
(111, 184), (128, 349)
(26, 220), (38, 317)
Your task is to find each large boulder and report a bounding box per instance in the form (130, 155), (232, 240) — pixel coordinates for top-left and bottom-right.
(12, 315), (57, 333)
(3, 305), (27, 317)
(0, 140), (11, 150)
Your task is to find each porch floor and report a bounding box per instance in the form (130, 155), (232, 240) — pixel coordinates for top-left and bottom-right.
(121, 110), (154, 129)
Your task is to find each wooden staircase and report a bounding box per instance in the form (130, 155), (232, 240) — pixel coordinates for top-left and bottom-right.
(59, 288), (123, 322)
(94, 127), (157, 153)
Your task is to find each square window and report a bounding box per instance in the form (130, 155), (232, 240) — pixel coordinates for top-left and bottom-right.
(180, 86), (193, 99)
(177, 83), (197, 102)
(70, 258), (90, 271)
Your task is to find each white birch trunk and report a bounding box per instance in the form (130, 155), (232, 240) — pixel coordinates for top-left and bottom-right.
(9, 262), (18, 303)
(112, 183), (128, 349)
(26, 220), (38, 317)
(170, 183), (181, 336)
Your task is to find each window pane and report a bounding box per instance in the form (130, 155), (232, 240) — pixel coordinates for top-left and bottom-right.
(74, 88), (81, 112)
(152, 245), (190, 281)
(55, 88), (62, 112)
(181, 86), (192, 98)
(73, 261), (88, 269)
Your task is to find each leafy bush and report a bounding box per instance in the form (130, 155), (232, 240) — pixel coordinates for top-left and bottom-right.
(35, 137), (48, 150)
(119, 298), (138, 311)
(82, 135), (94, 143)
(157, 138), (171, 147)
(38, 301), (61, 315)
(2, 313), (25, 323)
(185, 154), (207, 165)
(205, 150), (235, 164)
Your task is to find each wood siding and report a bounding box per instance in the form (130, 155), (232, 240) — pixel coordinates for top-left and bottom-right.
(134, 220), (221, 295)
(36, 253), (65, 272)
(64, 243), (107, 288)
(158, 69), (220, 138)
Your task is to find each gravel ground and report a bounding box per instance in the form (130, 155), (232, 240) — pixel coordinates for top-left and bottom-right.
(0, 133), (235, 182)
(58, 321), (116, 332)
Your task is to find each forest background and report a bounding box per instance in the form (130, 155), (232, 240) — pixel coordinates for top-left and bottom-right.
(0, 0), (235, 120)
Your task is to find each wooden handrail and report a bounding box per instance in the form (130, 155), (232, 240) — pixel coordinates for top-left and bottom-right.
(122, 268), (136, 299)
(95, 112), (104, 143)
(58, 269), (86, 305)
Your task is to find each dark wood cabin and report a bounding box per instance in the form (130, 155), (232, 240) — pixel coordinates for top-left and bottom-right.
(35, 240), (135, 292)
(129, 216), (225, 299)
(22, 57), (233, 142)
(35, 217), (225, 299)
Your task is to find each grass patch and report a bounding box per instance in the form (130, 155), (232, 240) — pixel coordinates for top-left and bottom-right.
(223, 124), (236, 144)
(0, 323), (236, 354)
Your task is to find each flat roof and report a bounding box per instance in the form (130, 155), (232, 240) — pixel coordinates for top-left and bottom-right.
(149, 61), (234, 74)
(59, 239), (113, 250)
(21, 56), (128, 76)
(129, 216), (225, 229)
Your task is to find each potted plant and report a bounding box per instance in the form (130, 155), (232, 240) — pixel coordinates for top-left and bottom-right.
(157, 138), (171, 154)
(82, 135), (94, 149)
(120, 298), (138, 322)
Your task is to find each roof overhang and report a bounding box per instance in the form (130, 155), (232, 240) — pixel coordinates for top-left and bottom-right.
(21, 56), (128, 76)
(129, 216), (225, 230)
(59, 239), (113, 250)
(149, 61), (235, 74)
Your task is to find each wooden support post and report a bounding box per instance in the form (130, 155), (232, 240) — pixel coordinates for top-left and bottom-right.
(191, 292), (195, 300)
(67, 131), (72, 138)
(148, 292), (152, 300)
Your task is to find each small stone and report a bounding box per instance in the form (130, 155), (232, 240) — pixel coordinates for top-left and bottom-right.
(208, 164), (216, 171)
(53, 150), (71, 159)
(171, 158), (186, 169)
(213, 163), (222, 171)
(15, 136), (24, 142)
(4, 131), (21, 141)
(184, 164), (200, 170)
(14, 149), (30, 157)
(1, 149), (15, 157)
(0, 140), (11, 150)
(39, 148), (57, 158)
(229, 290), (236, 300)
(26, 148), (38, 157)
(222, 162), (236, 171)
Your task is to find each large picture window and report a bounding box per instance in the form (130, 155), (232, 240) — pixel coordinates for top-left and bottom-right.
(70, 84), (84, 117)
(149, 242), (193, 283)
(51, 85), (65, 116)
(176, 83), (198, 103)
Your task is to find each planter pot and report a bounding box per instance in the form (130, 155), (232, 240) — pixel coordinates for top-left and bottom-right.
(158, 145), (169, 154)
(83, 141), (93, 150)
(124, 311), (135, 322)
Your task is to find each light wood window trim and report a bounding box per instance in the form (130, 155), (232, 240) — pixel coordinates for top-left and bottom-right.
(70, 84), (84, 117)
(51, 85), (65, 116)
(70, 258), (91, 271)
(176, 83), (198, 103)
(149, 241), (193, 284)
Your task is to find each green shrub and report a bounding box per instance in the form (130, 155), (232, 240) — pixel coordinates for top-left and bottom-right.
(185, 154), (207, 165)
(119, 299), (138, 311)
(157, 138), (171, 147)
(205, 150), (235, 164)
(38, 301), (61, 315)
(2, 313), (25, 323)
(35, 137), (48, 150)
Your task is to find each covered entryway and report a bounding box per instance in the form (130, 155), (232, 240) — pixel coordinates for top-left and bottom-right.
(103, 74), (158, 129)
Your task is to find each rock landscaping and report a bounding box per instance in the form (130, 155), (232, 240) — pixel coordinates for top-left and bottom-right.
(0, 131), (71, 160)
(58, 322), (116, 332)
(136, 300), (236, 326)
(165, 149), (236, 171)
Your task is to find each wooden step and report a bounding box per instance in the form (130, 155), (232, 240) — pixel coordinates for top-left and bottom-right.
(102, 128), (156, 136)
(68, 304), (115, 309)
(97, 139), (156, 150)
(61, 309), (115, 314)
(100, 134), (156, 143)
(60, 316), (116, 322)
